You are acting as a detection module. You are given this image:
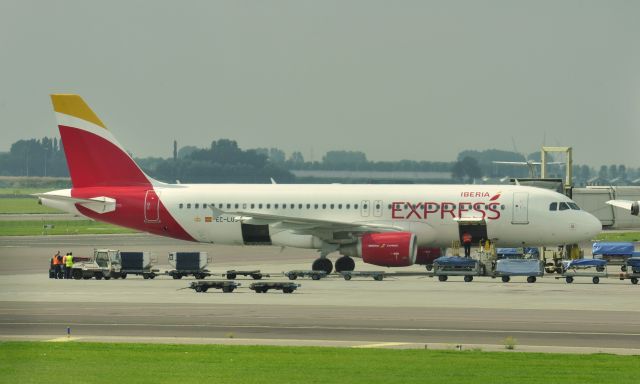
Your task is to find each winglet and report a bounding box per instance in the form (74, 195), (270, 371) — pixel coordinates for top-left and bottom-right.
(51, 94), (106, 129)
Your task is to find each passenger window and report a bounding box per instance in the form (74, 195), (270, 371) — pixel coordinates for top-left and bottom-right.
(330, 204), (334, 209)
(299, 204), (303, 209)
(243, 203), (247, 209)
(306, 204), (310, 209)
(259, 204), (263, 209)
(363, 204), (368, 210)
(194, 203), (199, 209)
(346, 204), (351, 209)
(354, 204), (358, 209)
(179, 203), (183, 209)
(559, 202), (570, 211)
(314, 204), (319, 209)
(275, 204), (279, 209)
(226, 204), (231, 209)
(549, 202), (557, 211)
(338, 204), (342, 209)
(219, 204), (223, 209)
(235, 203), (239, 209)
(187, 203), (191, 209)
(322, 204), (326, 209)
(203, 203), (207, 209)
(251, 204), (255, 209)
(376, 204), (381, 210)
(267, 204), (271, 209)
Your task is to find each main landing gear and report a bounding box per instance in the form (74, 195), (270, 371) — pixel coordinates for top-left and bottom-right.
(312, 258), (334, 274)
(335, 256), (355, 273)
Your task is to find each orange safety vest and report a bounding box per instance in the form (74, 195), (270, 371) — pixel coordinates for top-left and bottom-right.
(462, 233), (472, 244)
(53, 256), (61, 265)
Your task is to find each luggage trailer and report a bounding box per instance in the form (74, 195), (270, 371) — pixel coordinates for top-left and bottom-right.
(340, 271), (386, 281)
(433, 256), (483, 282)
(167, 252), (211, 280)
(556, 259), (608, 284)
(250, 282), (301, 293)
(189, 280), (241, 293)
(491, 258), (545, 283)
(284, 270), (328, 280)
(224, 270), (265, 280)
(618, 258), (640, 285)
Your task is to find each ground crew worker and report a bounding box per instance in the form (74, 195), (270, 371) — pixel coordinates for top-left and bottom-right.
(462, 231), (473, 257)
(52, 251), (61, 279)
(62, 253), (68, 279)
(65, 252), (74, 279)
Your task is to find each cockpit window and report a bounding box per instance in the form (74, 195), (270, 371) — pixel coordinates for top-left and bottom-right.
(559, 202), (570, 211)
(568, 202), (580, 210)
(549, 202), (557, 211)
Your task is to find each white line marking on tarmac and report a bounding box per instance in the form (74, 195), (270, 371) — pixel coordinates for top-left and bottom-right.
(353, 342), (412, 348)
(47, 336), (81, 342)
(2, 322), (640, 337)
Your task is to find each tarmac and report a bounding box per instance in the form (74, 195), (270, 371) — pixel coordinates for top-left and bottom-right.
(1, 233), (639, 354)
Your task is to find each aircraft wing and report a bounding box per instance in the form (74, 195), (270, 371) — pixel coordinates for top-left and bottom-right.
(210, 207), (404, 236)
(492, 161), (528, 165)
(606, 200), (639, 216)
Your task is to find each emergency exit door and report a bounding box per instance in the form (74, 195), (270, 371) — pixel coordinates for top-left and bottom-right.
(511, 192), (529, 224)
(144, 190), (160, 223)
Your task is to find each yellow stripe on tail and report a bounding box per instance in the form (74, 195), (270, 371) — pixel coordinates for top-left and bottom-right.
(50, 94), (106, 129)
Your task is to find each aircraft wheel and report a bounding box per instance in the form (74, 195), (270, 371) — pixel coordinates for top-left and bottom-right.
(312, 258), (333, 274)
(335, 256), (355, 272)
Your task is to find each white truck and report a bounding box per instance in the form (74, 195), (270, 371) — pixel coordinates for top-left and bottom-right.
(71, 249), (122, 280)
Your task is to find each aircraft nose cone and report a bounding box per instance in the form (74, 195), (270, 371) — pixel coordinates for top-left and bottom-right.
(586, 213), (602, 239)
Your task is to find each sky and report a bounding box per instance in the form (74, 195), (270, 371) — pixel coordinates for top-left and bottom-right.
(0, 0), (639, 167)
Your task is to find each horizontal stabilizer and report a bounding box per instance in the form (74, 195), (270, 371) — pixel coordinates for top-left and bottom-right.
(34, 193), (116, 214)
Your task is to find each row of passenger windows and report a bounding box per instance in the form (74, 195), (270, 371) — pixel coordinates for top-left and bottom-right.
(177, 202), (507, 211)
(549, 202), (580, 211)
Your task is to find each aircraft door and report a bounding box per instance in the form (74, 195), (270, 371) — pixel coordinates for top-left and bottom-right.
(144, 190), (160, 223)
(373, 200), (383, 217)
(361, 200), (370, 217)
(512, 192), (529, 224)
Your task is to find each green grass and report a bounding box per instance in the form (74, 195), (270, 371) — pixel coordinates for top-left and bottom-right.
(0, 187), (50, 196)
(594, 232), (640, 242)
(0, 342), (638, 384)
(0, 220), (137, 236)
(0, 197), (63, 214)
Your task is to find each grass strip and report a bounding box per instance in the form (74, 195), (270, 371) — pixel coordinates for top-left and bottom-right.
(594, 232), (640, 242)
(0, 220), (137, 236)
(0, 342), (638, 384)
(0, 197), (63, 214)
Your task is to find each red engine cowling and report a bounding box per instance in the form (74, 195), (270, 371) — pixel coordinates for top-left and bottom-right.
(360, 232), (417, 267)
(414, 247), (442, 265)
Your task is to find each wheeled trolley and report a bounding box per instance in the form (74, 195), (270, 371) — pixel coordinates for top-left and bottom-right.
(433, 256), (482, 282)
(556, 259), (608, 284)
(493, 258), (544, 283)
(340, 271), (385, 281)
(188, 280), (241, 293)
(225, 270), (264, 280)
(284, 270), (327, 280)
(250, 282), (300, 293)
(618, 258), (640, 285)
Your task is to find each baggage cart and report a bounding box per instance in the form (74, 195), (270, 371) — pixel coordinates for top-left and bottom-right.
(168, 252), (211, 279)
(188, 280), (241, 293)
(433, 256), (482, 282)
(340, 271), (385, 281)
(250, 282), (300, 293)
(284, 270), (327, 280)
(119, 251), (157, 279)
(592, 242), (634, 271)
(556, 259), (608, 284)
(225, 270), (264, 280)
(493, 258), (544, 283)
(618, 258), (640, 285)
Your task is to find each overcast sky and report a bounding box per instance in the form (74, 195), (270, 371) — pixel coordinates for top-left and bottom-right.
(1, 0), (638, 166)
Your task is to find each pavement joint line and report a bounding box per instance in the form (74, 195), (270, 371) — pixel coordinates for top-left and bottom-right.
(3, 322), (640, 337)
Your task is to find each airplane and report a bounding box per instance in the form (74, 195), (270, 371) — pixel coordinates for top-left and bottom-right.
(606, 200), (639, 216)
(37, 94), (602, 274)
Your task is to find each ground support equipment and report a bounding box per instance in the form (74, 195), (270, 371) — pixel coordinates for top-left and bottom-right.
(250, 282), (300, 293)
(284, 270), (327, 280)
(340, 271), (385, 281)
(188, 280), (241, 293)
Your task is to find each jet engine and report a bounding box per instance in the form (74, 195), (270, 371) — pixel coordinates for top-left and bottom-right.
(340, 232), (417, 267)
